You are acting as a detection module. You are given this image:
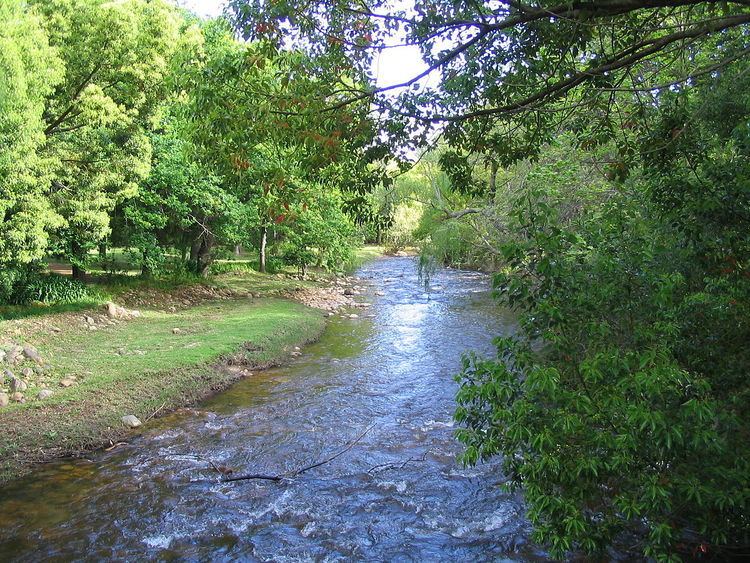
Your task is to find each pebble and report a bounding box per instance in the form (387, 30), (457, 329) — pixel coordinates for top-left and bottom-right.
(37, 389), (54, 400)
(59, 378), (75, 388)
(23, 345), (43, 364)
(21, 367), (33, 378)
(10, 378), (27, 393)
(121, 415), (142, 428)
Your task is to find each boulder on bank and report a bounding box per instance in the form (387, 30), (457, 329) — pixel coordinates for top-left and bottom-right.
(10, 377), (27, 393)
(106, 302), (141, 320)
(121, 415), (142, 428)
(5, 345), (22, 365)
(23, 345), (43, 365)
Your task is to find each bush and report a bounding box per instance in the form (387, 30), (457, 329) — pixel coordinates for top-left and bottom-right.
(0, 268), (89, 305)
(19, 273), (90, 304)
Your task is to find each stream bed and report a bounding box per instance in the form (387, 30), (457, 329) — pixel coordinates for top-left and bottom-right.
(0, 256), (542, 561)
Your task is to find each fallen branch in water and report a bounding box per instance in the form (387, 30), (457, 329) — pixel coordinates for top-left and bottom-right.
(367, 451), (429, 474)
(222, 424), (374, 483)
(104, 441), (129, 452)
(145, 401), (168, 423)
(175, 453), (235, 476)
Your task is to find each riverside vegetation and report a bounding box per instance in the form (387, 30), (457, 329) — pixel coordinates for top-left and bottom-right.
(0, 248), (381, 483)
(3, 0), (750, 560)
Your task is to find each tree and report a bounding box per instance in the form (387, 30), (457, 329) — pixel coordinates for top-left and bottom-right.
(229, 1), (750, 152)
(223, 0), (750, 557)
(0, 0), (63, 267)
(452, 70), (750, 558)
(185, 20), (379, 273)
(31, 0), (182, 278)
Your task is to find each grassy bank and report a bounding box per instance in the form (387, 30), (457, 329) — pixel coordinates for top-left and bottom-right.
(0, 297), (325, 484)
(0, 244), (384, 483)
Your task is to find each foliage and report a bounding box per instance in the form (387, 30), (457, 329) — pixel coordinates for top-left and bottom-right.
(228, 0), (750, 156)
(0, 268), (88, 306)
(0, 0), (63, 266)
(454, 68), (750, 559)
(280, 187), (356, 273)
(31, 0), (183, 275)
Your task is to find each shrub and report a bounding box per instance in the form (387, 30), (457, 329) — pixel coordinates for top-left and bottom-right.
(0, 268), (89, 305)
(18, 273), (89, 304)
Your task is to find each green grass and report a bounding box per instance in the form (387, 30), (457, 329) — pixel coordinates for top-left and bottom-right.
(2, 244), (383, 322)
(345, 245), (385, 272)
(0, 298), (325, 483)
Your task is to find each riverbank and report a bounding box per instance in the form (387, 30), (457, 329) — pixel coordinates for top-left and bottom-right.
(0, 249), (383, 484)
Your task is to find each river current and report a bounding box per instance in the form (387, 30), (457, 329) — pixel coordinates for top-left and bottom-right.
(0, 257), (542, 561)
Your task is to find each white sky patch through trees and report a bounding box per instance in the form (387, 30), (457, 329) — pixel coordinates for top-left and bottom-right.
(172, 0), (430, 90)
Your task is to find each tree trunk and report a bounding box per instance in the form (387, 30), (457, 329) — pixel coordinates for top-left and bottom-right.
(141, 250), (152, 278)
(189, 237), (201, 272)
(196, 233), (214, 278)
(98, 243), (107, 259)
(488, 161), (499, 197)
(71, 240), (86, 281)
(234, 244), (242, 257)
(259, 226), (267, 273)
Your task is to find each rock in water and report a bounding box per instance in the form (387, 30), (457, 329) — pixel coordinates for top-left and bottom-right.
(121, 415), (142, 428)
(0, 393), (8, 407)
(37, 389), (54, 400)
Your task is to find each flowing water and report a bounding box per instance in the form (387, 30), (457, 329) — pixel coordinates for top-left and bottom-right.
(0, 257), (542, 561)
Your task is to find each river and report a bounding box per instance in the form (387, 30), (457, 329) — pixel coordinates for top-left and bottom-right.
(0, 256), (542, 561)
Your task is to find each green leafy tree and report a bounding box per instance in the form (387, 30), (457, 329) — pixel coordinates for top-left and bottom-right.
(0, 1), (63, 267)
(454, 68), (750, 559)
(32, 0), (182, 278)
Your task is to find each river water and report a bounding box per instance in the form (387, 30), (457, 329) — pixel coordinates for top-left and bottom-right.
(0, 257), (541, 561)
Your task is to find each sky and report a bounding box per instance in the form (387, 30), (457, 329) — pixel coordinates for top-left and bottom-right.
(173, 0), (429, 89)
